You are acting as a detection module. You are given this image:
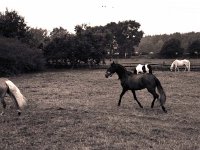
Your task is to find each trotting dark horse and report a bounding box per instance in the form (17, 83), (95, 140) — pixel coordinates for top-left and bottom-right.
(105, 62), (167, 113)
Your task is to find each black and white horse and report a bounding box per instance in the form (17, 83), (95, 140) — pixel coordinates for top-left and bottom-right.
(134, 64), (152, 74)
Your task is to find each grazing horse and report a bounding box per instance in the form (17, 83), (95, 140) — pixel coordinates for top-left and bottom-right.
(105, 62), (167, 113)
(170, 59), (190, 72)
(134, 64), (152, 74)
(0, 78), (27, 116)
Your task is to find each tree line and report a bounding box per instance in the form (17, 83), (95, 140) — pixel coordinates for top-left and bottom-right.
(137, 32), (200, 58)
(0, 9), (200, 75)
(0, 9), (143, 75)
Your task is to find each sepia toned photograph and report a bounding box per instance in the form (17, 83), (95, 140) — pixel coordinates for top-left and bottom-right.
(0, 0), (200, 149)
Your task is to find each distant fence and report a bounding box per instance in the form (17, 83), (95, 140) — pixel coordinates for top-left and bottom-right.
(122, 63), (200, 71)
(96, 62), (200, 71)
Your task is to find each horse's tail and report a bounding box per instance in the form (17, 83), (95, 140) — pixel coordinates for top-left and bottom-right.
(155, 77), (166, 105)
(5, 80), (27, 109)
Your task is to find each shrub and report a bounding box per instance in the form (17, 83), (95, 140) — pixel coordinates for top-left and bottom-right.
(0, 36), (45, 76)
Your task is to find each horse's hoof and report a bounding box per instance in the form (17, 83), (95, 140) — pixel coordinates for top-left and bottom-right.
(18, 111), (21, 116)
(163, 109), (167, 113)
(162, 106), (167, 113)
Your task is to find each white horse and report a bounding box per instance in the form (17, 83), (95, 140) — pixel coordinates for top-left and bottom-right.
(134, 64), (152, 74)
(170, 59), (190, 72)
(0, 78), (27, 116)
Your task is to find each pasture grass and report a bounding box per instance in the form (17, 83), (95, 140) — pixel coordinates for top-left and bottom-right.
(0, 69), (200, 149)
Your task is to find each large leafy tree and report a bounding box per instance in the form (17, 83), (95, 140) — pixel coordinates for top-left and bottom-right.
(0, 9), (29, 39)
(74, 24), (112, 65)
(106, 20), (143, 57)
(50, 27), (70, 40)
(24, 28), (49, 48)
(44, 24), (112, 68)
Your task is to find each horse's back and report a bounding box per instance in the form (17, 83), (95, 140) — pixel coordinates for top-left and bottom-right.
(0, 78), (9, 85)
(183, 59), (190, 63)
(128, 73), (156, 89)
(0, 78), (9, 94)
(142, 73), (156, 81)
(136, 64), (143, 70)
(134, 64), (143, 74)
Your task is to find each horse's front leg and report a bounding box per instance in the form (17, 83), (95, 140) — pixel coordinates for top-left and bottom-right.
(118, 88), (127, 106)
(131, 90), (143, 108)
(185, 66), (187, 71)
(176, 67), (179, 72)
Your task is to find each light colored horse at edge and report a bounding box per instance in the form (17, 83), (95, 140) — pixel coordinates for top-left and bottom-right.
(0, 78), (27, 116)
(170, 59), (190, 72)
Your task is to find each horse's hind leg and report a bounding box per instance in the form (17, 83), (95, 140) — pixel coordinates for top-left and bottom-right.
(161, 105), (167, 113)
(131, 90), (143, 108)
(118, 88), (127, 106)
(147, 88), (159, 108)
(0, 89), (7, 115)
(7, 91), (21, 116)
(148, 89), (167, 113)
(0, 98), (6, 115)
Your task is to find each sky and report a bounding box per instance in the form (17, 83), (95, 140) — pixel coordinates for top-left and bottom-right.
(1, 0), (200, 35)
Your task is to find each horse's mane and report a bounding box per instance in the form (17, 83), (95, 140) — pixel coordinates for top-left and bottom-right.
(115, 63), (133, 75)
(115, 63), (127, 71)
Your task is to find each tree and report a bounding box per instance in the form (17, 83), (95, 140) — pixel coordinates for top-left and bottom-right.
(24, 27), (49, 48)
(187, 39), (200, 57)
(44, 24), (112, 68)
(0, 9), (29, 39)
(74, 24), (112, 64)
(50, 27), (70, 40)
(106, 20), (144, 58)
(160, 38), (184, 58)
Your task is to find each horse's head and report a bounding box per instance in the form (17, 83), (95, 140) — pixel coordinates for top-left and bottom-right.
(170, 62), (175, 71)
(105, 62), (118, 78)
(170, 65), (173, 71)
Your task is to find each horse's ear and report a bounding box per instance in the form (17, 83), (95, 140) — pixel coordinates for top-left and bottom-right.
(111, 61), (115, 66)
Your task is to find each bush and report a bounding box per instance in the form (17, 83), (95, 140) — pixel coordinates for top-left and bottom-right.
(0, 36), (45, 76)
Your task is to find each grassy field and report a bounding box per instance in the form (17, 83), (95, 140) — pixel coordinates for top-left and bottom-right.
(0, 67), (200, 149)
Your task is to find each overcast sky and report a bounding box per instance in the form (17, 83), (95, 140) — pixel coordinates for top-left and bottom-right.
(1, 0), (200, 35)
